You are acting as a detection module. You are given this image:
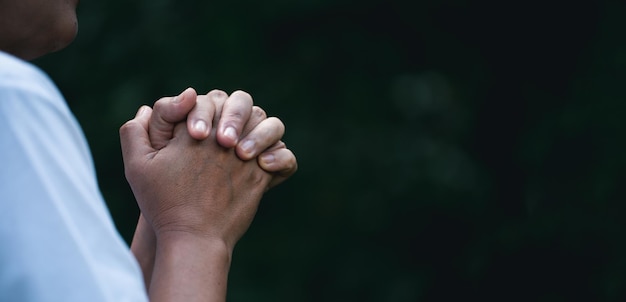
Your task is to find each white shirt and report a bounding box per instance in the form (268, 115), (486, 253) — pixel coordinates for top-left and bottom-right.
(0, 51), (148, 301)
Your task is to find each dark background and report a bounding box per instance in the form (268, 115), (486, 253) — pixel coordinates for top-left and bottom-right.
(36, 0), (626, 300)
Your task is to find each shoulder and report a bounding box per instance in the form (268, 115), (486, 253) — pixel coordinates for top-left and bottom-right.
(0, 51), (54, 86)
(0, 50), (90, 185)
(0, 51), (75, 134)
(0, 51), (64, 108)
(0, 51), (35, 72)
(0, 53), (148, 302)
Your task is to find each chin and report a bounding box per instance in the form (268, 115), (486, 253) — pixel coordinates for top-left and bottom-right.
(42, 17), (78, 58)
(55, 21), (78, 51)
(14, 12), (78, 61)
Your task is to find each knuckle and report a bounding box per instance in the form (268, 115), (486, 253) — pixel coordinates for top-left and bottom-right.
(287, 151), (298, 167)
(251, 169), (267, 185)
(251, 106), (267, 120)
(224, 110), (244, 121)
(275, 141), (286, 149)
(207, 89), (228, 99)
(194, 95), (214, 111)
(287, 159), (298, 174)
(267, 117), (285, 133)
(231, 90), (253, 104)
(153, 97), (169, 109)
(119, 120), (135, 135)
(281, 149), (297, 170)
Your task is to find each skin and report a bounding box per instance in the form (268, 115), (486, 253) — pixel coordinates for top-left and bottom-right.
(149, 87), (297, 188)
(0, 0), (298, 300)
(0, 0), (79, 60)
(130, 88), (298, 292)
(121, 104), (272, 301)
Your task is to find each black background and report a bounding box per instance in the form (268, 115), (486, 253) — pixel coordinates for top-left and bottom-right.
(37, 0), (626, 300)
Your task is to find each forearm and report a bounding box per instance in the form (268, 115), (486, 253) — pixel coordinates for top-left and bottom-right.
(130, 214), (156, 290)
(149, 231), (233, 302)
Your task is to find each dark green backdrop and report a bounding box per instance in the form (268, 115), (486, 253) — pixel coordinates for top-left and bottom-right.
(36, 0), (626, 300)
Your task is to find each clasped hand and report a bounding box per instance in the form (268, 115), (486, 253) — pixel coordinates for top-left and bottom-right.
(119, 88), (296, 301)
(121, 87), (296, 253)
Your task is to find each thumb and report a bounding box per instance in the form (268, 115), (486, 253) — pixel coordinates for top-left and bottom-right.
(120, 106), (155, 166)
(150, 87), (198, 149)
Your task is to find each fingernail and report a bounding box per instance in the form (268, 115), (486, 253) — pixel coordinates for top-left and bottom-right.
(224, 127), (237, 141)
(260, 153), (275, 164)
(193, 120), (207, 133)
(241, 140), (255, 154)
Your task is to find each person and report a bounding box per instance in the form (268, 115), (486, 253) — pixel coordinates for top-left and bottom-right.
(0, 0), (297, 301)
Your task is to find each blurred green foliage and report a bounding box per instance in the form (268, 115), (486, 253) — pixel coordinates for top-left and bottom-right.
(35, 0), (626, 300)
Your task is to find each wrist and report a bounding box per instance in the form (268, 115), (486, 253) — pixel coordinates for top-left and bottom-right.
(130, 214), (157, 290)
(153, 221), (237, 251)
(156, 230), (234, 259)
(150, 231), (233, 302)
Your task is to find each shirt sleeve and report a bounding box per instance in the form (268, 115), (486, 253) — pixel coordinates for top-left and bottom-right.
(0, 54), (148, 302)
